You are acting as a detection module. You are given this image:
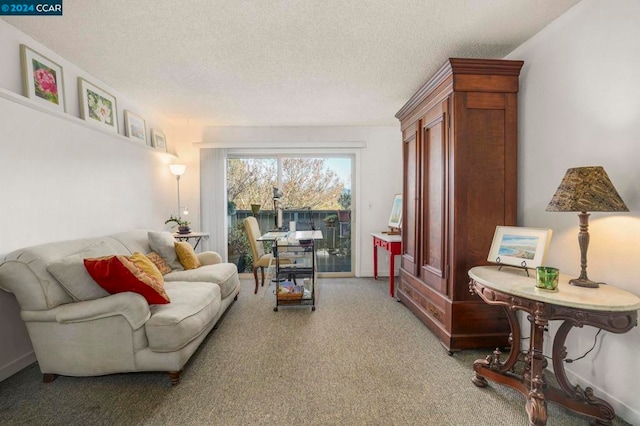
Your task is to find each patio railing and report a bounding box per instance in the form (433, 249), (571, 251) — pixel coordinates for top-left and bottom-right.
(228, 209), (351, 273)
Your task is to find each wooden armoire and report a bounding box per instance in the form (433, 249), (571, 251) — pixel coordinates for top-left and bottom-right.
(395, 58), (523, 353)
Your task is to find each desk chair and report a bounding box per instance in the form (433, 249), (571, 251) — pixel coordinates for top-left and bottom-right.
(244, 217), (293, 294)
(244, 217), (272, 294)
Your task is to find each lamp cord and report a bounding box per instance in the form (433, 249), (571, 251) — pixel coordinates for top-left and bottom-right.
(519, 328), (602, 363)
(564, 329), (602, 364)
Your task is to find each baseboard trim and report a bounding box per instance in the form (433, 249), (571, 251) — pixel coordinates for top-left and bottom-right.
(0, 351), (36, 382)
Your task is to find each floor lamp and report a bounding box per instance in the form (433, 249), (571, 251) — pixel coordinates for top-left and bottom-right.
(169, 164), (186, 218)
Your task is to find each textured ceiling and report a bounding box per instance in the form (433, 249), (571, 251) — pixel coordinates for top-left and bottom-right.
(3, 0), (580, 127)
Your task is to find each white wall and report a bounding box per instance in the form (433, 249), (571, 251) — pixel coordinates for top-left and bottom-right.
(0, 20), (177, 380)
(506, 0), (640, 422)
(181, 126), (403, 277)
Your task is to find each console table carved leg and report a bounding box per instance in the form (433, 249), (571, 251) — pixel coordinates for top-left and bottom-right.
(550, 320), (615, 425)
(526, 302), (549, 426)
(472, 303), (522, 387)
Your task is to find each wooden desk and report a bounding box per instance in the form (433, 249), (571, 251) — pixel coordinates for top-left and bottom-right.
(173, 231), (209, 250)
(371, 232), (402, 297)
(468, 266), (640, 426)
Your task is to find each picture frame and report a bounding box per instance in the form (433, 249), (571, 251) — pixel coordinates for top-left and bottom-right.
(487, 226), (553, 269)
(388, 194), (403, 229)
(20, 44), (66, 112)
(124, 110), (147, 144)
(151, 129), (167, 152)
(78, 77), (118, 133)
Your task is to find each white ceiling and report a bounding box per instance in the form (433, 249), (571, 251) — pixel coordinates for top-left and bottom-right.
(3, 0), (579, 127)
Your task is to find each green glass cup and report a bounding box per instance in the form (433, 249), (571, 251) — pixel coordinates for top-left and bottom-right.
(536, 266), (559, 292)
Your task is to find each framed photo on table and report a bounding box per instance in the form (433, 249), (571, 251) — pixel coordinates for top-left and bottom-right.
(124, 110), (147, 144)
(78, 78), (118, 133)
(20, 44), (66, 112)
(388, 194), (402, 229)
(487, 226), (552, 269)
(389, 194), (402, 228)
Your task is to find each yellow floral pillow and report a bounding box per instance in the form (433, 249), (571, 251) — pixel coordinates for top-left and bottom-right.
(175, 242), (202, 270)
(130, 252), (164, 282)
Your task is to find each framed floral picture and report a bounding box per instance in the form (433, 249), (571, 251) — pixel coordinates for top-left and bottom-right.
(20, 44), (66, 112)
(78, 78), (118, 133)
(487, 226), (553, 269)
(151, 129), (167, 151)
(124, 110), (147, 144)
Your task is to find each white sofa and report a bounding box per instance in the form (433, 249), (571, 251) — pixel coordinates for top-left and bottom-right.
(0, 229), (240, 385)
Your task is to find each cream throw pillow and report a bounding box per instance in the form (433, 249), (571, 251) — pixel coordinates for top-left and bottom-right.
(47, 241), (114, 301)
(148, 231), (183, 271)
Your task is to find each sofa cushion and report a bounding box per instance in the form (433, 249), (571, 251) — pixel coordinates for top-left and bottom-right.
(145, 251), (172, 275)
(84, 254), (170, 304)
(148, 231), (183, 271)
(164, 263), (239, 299)
(175, 242), (202, 270)
(145, 281), (221, 352)
(47, 241), (115, 301)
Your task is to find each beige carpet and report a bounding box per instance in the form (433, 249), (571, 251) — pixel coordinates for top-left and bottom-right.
(0, 278), (631, 425)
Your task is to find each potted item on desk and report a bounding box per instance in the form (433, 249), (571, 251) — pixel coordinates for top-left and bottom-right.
(165, 214), (191, 234)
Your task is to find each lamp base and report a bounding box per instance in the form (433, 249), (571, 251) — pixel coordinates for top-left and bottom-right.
(569, 277), (599, 288)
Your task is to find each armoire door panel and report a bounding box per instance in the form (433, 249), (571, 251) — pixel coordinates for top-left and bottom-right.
(402, 129), (418, 275)
(452, 97), (507, 300)
(420, 112), (447, 295)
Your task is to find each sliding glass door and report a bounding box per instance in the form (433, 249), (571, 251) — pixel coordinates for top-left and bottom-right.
(227, 155), (353, 276)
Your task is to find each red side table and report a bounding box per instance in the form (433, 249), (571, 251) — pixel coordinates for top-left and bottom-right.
(372, 232), (402, 297)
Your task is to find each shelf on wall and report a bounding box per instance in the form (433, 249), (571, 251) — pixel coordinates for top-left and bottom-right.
(0, 86), (177, 160)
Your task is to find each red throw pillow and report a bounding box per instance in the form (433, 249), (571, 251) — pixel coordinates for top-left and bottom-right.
(84, 255), (170, 304)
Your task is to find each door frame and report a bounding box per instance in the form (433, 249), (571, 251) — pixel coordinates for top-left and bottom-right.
(226, 149), (358, 278)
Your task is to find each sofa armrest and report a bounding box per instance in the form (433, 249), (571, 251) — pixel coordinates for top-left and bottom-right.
(21, 292), (151, 330)
(197, 251), (223, 265)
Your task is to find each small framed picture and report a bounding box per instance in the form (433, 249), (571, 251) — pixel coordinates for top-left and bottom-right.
(488, 226), (553, 269)
(388, 194), (402, 229)
(78, 77), (118, 133)
(151, 129), (167, 151)
(20, 44), (66, 112)
(124, 110), (147, 144)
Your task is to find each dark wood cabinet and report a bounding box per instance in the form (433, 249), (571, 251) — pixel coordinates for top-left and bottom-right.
(395, 58), (523, 352)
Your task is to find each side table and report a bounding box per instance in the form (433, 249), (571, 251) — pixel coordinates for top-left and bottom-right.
(468, 265), (640, 426)
(173, 231), (209, 250)
(372, 232), (402, 297)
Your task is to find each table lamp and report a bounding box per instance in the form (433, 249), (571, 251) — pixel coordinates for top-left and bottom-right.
(546, 166), (628, 288)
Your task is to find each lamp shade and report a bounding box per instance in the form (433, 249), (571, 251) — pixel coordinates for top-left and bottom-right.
(169, 164), (186, 176)
(546, 166), (628, 213)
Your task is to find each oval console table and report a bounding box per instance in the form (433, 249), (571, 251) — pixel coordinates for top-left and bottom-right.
(468, 266), (640, 426)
